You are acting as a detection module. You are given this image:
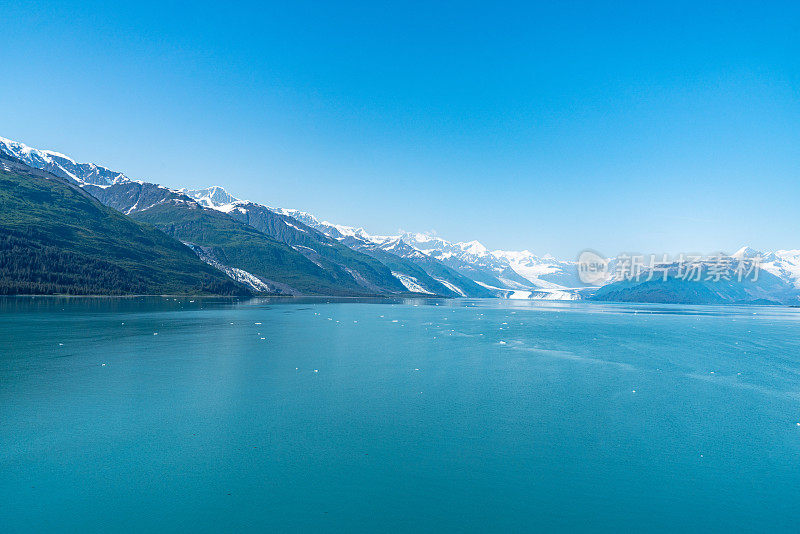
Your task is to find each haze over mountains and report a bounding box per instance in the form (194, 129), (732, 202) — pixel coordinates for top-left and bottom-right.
(2, 135), (799, 304)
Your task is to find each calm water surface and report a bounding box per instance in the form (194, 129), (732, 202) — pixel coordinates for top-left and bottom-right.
(2, 297), (800, 532)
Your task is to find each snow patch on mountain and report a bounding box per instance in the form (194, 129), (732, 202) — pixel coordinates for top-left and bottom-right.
(259, 213), (589, 296)
(731, 246), (762, 259)
(186, 243), (272, 292)
(492, 249), (582, 289)
(392, 272), (434, 294)
(10, 136), (800, 301)
(181, 186), (243, 210)
(458, 240), (488, 256)
(766, 251), (800, 289)
(713, 246), (800, 289)
(432, 277), (467, 297)
(0, 136), (129, 186)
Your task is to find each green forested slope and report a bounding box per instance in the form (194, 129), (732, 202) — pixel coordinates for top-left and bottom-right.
(0, 155), (247, 295)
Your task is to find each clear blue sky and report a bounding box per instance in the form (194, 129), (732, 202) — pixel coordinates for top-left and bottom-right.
(2, 1), (798, 258)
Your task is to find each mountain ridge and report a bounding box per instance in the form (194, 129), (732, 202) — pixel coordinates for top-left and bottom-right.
(0, 151), (248, 296)
(3, 135), (799, 303)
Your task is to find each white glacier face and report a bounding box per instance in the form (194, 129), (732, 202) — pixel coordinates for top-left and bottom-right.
(491, 249), (583, 289)
(391, 272), (434, 294)
(432, 277), (467, 297)
(186, 242), (273, 293)
(222, 267), (273, 292)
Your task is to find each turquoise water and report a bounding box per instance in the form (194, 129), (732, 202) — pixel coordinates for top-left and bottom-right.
(2, 297), (800, 532)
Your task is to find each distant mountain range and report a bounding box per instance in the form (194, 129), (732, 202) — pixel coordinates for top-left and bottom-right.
(592, 255), (797, 305)
(2, 135), (799, 304)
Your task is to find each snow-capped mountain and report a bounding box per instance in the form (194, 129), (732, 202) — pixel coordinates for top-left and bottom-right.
(6, 135), (799, 302)
(491, 250), (583, 289)
(0, 140), (424, 296)
(183, 189), (488, 297)
(593, 253), (799, 305)
(401, 233), (559, 290)
(181, 186), (240, 209)
(264, 207), (589, 297)
(0, 136), (129, 187)
(273, 208), (377, 242)
(732, 246), (800, 289)
(0, 137), (579, 296)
